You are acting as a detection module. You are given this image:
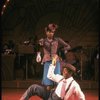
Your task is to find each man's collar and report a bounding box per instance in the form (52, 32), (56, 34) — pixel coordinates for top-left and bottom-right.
(66, 77), (74, 81)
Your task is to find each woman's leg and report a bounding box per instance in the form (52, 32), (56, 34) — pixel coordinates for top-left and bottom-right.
(54, 61), (61, 74)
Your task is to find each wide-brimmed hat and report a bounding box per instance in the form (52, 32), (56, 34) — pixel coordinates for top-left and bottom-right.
(45, 23), (58, 32)
(63, 63), (76, 73)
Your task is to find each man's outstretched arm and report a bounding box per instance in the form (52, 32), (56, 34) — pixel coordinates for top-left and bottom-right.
(47, 56), (63, 83)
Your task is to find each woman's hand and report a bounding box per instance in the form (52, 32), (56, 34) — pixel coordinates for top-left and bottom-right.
(36, 52), (41, 62)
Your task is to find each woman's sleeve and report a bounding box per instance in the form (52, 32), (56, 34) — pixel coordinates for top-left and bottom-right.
(58, 38), (71, 53)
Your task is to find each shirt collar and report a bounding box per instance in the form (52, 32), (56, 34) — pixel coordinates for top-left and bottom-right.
(65, 77), (74, 82)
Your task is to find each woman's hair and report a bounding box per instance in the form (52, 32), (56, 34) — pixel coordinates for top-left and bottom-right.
(45, 23), (58, 32)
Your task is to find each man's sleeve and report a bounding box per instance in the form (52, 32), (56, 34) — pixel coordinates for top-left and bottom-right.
(47, 64), (63, 83)
(75, 84), (85, 100)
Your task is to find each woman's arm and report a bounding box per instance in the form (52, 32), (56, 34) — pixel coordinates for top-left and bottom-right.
(58, 38), (71, 53)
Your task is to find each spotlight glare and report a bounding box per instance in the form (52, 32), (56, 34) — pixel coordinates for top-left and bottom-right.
(3, 5), (6, 8)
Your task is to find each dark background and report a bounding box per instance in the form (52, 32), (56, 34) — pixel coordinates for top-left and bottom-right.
(1, 0), (99, 81)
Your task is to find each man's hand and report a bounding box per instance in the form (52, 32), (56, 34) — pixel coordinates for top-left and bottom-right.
(52, 55), (58, 66)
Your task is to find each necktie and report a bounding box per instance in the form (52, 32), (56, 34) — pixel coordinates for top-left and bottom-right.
(61, 79), (66, 99)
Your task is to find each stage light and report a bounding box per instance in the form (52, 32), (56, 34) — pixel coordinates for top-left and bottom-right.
(1, 0), (10, 15)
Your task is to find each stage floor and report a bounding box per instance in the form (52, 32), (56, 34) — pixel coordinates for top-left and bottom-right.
(2, 88), (98, 100)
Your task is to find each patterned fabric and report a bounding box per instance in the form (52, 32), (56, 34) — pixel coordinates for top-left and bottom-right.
(39, 37), (71, 86)
(39, 37), (71, 63)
